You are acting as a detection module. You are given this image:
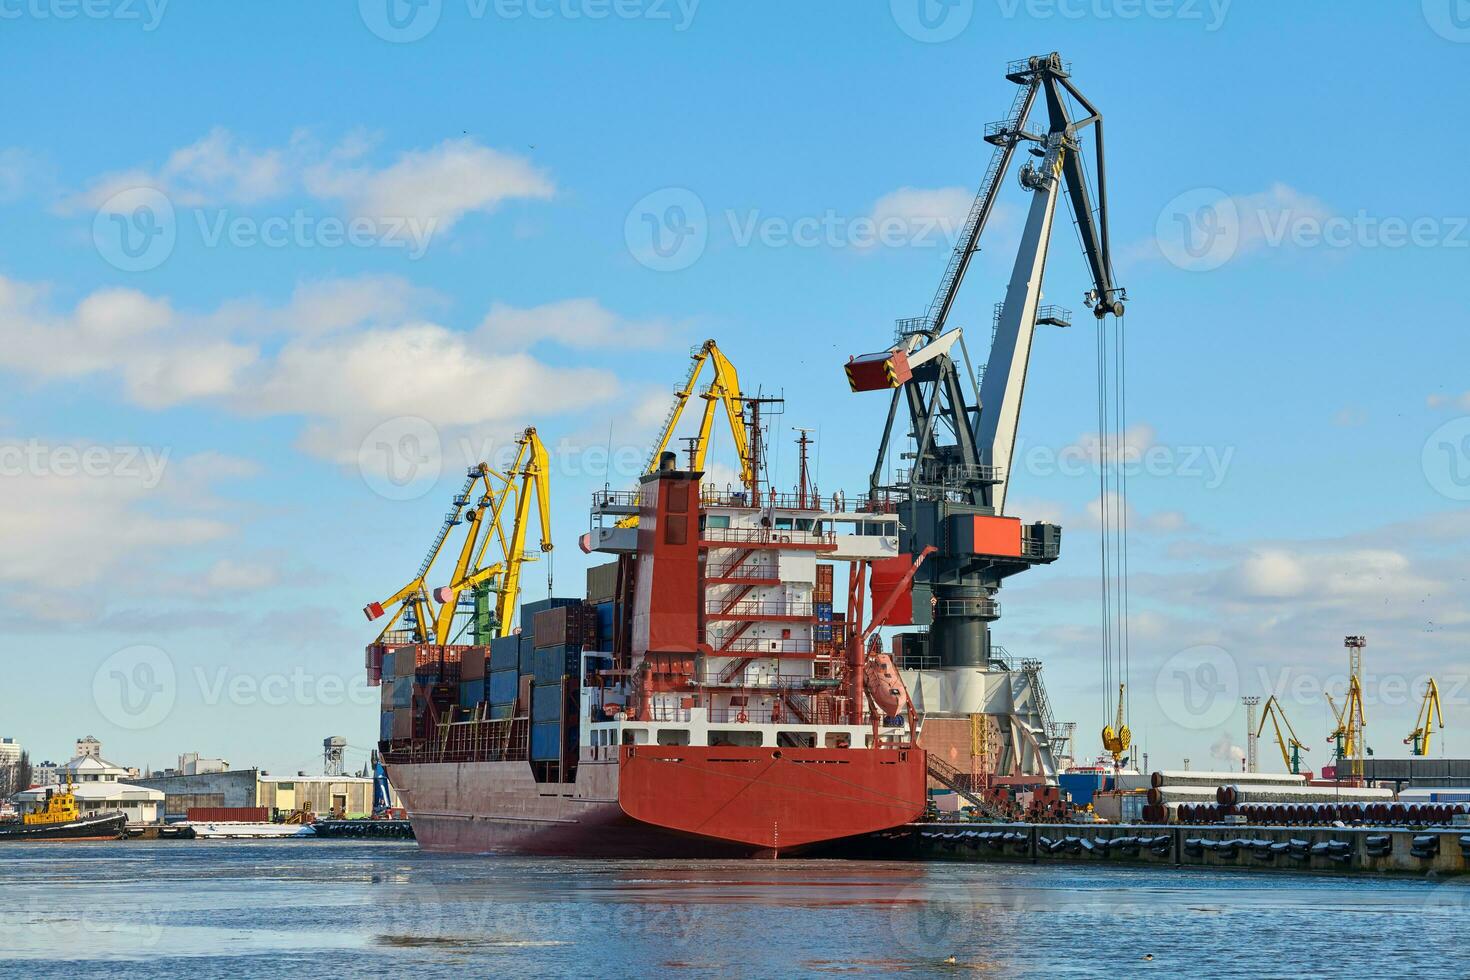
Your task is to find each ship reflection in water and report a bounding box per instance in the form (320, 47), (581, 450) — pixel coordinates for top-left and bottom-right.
(1, 841), (1466, 976)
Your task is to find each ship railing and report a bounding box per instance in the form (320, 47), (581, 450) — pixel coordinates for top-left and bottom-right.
(694, 671), (835, 691)
(934, 597), (1001, 620)
(894, 654), (942, 671)
(591, 489), (642, 509)
(705, 562), (780, 581)
(699, 527), (836, 547)
(705, 599), (815, 618)
(718, 638), (816, 656)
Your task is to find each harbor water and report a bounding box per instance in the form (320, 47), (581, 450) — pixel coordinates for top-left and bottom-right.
(2, 841), (1467, 977)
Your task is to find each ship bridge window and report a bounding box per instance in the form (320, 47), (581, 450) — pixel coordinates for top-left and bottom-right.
(774, 518), (793, 530)
(704, 514), (730, 530)
(824, 732), (852, 749)
(621, 729), (649, 746)
(656, 729), (690, 746)
(795, 518), (814, 532)
(777, 732), (816, 748)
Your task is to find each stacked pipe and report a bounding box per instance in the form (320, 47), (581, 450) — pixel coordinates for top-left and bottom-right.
(1174, 800), (1470, 827)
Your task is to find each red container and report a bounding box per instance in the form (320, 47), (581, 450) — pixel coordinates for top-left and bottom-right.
(461, 648), (490, 682)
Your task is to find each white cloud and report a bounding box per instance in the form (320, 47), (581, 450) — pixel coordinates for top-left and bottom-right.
(864, 185), (971, 249)
(200, 558), (280, 593)
(304, 137), (553, 231)
(0, 444), (242, 622)
(65, 128), (296, 213)
(1063, 423), (1158, 467)
(478, 298), (676, 351)
(0, 276), (258, 406)
(243, 322), (618, 461)
(0, 272), (656, 467)
(63, 131), (553, 237)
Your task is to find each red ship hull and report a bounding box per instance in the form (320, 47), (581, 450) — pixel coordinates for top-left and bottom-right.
(387, 745), (925, 858)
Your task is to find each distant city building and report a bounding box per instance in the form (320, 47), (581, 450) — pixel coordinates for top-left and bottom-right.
(0, 738), (21, 768)
(75, 736), (103, 759)
(13, 752), (164, 825)
(34, 761), (59, 787)
(134, 769), (387, 819)
(177, 752), (229, 776)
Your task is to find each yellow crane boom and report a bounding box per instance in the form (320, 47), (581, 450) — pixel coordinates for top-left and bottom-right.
(1256, 694), (1309, 773)
(366, 427), (554, 647)
(645, 339), (753, 489)
(440, 427), (554, 639)
(1405, 678), (1444, 757)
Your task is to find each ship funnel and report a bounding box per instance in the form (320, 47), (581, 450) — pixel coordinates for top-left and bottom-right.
(658, 451), (678, 473)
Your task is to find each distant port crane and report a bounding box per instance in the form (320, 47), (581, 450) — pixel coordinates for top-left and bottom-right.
(1405, 678), (1445, 757)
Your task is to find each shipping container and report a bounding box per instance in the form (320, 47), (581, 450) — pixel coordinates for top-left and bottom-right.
(519, 635), (536, 674)
(381, 650), (395, 680)
(521, 597), (581, 638)
(594, 601), (615, 649)
(490, 634), (521, 672)
(587, 560), (620, 604)
(379, 710), (394, 742)
(533, 681), (566, 723)
(533, 603), (598, 649)
(459, 680), (484, 709)
(530, 721), (564, 761)
(488, 669), (518, 706)
(392, 680), (413, 709)
(487, 702), (514, 720)
(461, 648), (490, 682)
(533, 643), (581, 686)
(392, 707), (414, 739)
(816, 601), (833, 622)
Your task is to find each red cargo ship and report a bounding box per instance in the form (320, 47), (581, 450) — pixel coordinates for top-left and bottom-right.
(374, 446), (929, 857)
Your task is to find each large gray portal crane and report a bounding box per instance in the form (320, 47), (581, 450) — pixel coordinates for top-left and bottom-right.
(844, 52), (1126, 671)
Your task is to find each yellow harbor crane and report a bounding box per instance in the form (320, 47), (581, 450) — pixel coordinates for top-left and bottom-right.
(1326, 635), (1370, 778)
(438, 427), (553, 640)
(1256, 694), (1309, 774)
(644, 339), (753, 489)
(1405, 678), (1445, 757)
(364, 427), (553, 645)
(1101, 683), (1131, 766)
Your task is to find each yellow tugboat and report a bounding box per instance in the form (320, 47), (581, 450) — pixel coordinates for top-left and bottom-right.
(0, 778), (128, 842)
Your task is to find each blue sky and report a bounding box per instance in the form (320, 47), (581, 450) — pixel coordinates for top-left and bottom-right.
(3, 0), (1469, 776)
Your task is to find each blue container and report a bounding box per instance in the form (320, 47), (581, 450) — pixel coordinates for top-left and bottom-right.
(490, 634), (520, 672)
(532, 682), (564, 723)
(381, 650), (396, 679)
(459, 680), (483, 709)
(530, 721), (563, 761)
(815, 626), (833, 642)
(487, 702), (514, 720)
(488, 669), (518, 706)
(816, 601), (833, 622)
(533, 644), (579, 686)
(519, 635), (536, 674)
(594, 601), (615, 649)
(392, 679), (413, 708)
(379, 711), (393, 741)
